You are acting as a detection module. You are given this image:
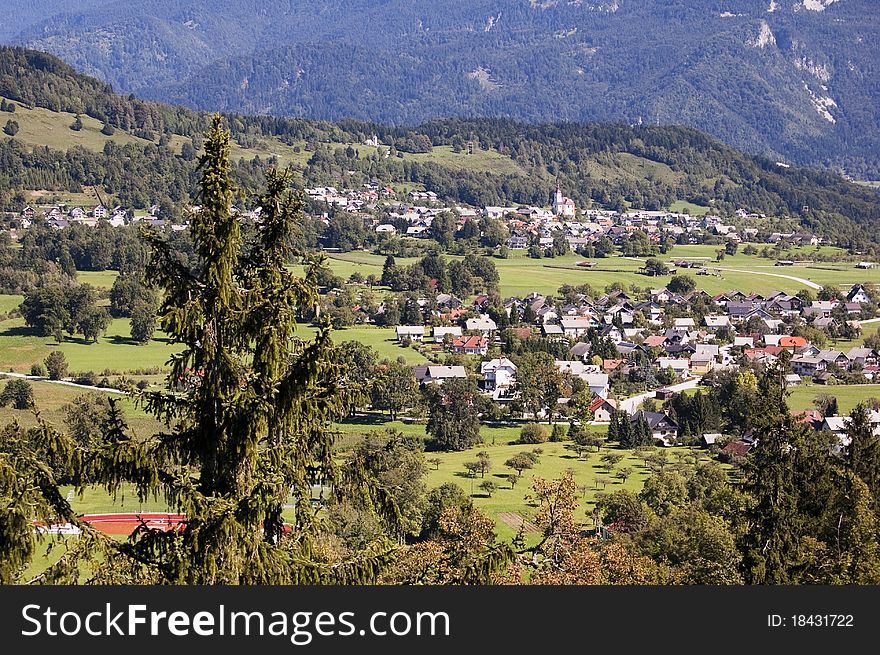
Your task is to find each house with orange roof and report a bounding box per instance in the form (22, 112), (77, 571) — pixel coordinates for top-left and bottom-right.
(779, 336), (807, 350)
(452, 335), (488, 356)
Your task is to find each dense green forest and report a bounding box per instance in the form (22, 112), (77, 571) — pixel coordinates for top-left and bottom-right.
(5, 1), (878, 173)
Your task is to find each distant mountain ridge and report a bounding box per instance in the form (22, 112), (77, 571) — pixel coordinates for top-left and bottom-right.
(5, 1), (879, 175)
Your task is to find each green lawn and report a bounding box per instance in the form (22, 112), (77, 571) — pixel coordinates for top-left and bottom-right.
(0, 317), (181, 374)
(787, 383), (880, 413)
(77, 270), (120, 290)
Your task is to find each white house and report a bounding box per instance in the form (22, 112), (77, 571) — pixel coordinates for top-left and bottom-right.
(481, 358), (517, 391)
(465, 315), (497, 337)
(848, 284), (871, 304)
(433, 326), (463, 342)
(560, 317), (593, 338)
(396, 326), (425, 342)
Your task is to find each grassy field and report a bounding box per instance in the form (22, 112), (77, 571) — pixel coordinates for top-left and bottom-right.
(0, 294), (23, 314)
(0, 377), (163, 437)
(422, 438), (711, 542)
(400, 145), (525, 176)
(77, 270), (120, 290)
(324, 246), (880, 299)
(786, 383), (880, 413)
(333, 414), (703, 542)
(1, 96), (151, 153)
(668, 200), (711, 216)
(0, 317), (181, 374)
(300, 324), (430, 364)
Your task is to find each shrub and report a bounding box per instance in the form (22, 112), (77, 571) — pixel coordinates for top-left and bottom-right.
(550, 423), (567, 442)
(30, 362), (45, 377)
(73, 371), (99, 387)
(519, 423), (548, 444)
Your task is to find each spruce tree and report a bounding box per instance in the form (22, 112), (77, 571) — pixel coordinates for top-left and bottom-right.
(740, 365), (811, 584)
(846, 402), (880, 518)
(607, 409), (620, 442)
(83, 116), (398, 584)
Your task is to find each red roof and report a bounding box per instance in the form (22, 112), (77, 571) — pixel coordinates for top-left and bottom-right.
(603, 359), (626, 371)
(792, 409), (823, 426)
(643, 336), (666, 348)
(744, 346), (783, 360)
(453, 335), (488, 350)
(721, 441), (752, 457)
(779, 336), (807, 348)
(588, 395), (615, 413)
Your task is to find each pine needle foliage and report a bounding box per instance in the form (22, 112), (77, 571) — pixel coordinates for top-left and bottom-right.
(85, 115), (396, 584)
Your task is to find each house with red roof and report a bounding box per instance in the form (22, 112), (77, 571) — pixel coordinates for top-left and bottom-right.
(452, 335), (489, 356)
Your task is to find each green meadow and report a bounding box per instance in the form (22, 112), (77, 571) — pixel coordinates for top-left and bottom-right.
(0, 317), (181, 374)
(421, 438), (713, 542)
(786, 383), (880, 414)
(325, 245), (880, 298)
(0, 377), (163, 437)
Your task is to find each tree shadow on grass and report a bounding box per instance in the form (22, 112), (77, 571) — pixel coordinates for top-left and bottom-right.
(338, 413), (395, 427)
(107, 335), (142, 346)
(0, 326), (42, 338)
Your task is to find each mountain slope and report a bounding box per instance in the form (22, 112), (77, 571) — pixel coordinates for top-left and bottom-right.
(7, 0), (879, 174)
(0, 46), (877, 251)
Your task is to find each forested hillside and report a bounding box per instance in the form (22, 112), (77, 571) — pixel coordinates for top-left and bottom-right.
(0, 46), (878, 248)
(4, 0), (878, 174)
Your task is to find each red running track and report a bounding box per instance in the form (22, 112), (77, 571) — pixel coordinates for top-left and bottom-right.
(79, 513), (187, 535)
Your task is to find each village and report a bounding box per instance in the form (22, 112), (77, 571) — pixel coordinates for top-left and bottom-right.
(6, 182), (880, 467)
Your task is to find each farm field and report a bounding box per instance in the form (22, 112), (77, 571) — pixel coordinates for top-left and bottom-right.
(0, 316), (181, 374)
(786, 383), (880, 413)
(324, 245), (880, 298)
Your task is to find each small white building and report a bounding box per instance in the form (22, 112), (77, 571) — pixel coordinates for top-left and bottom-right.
(396, 326), (425, 342)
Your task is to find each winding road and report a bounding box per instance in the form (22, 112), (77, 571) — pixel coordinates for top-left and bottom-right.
(617, 377), (702, 414)
(0, 371), (128, 394)
(712, 267), (823, 291)
(620, 256), (823, 291)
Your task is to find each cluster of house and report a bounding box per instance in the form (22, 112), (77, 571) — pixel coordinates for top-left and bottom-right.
(16, 204), (180, 231)
(304, 181), (819, 250)
(716, 406), (880, 463)
(387, 279), (877, 450)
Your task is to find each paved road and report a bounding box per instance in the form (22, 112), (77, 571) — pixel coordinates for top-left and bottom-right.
(712, 267), (823, 290)
(618, 377), (702, 413)
(0, 371), (128, 395)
